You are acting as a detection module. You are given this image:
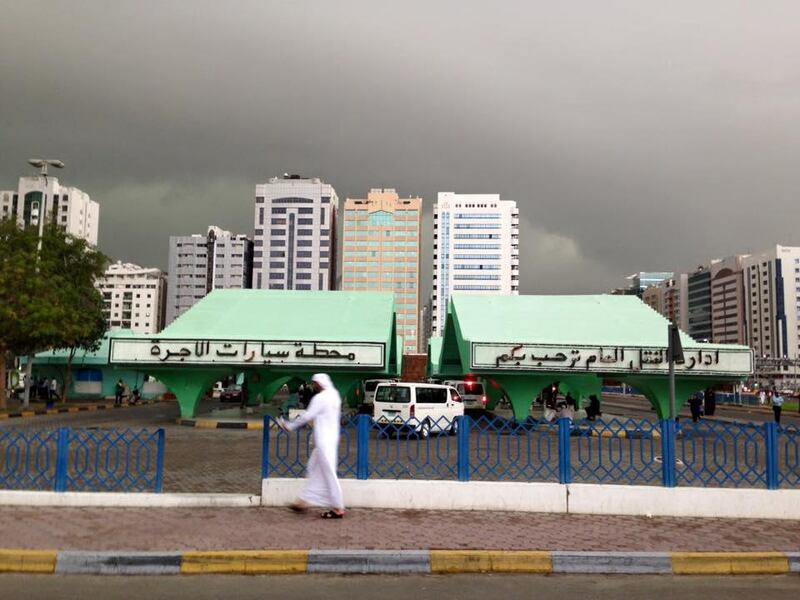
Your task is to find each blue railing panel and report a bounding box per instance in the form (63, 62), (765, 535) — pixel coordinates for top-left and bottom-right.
(676, 421), (767, 488)
(0, 429), (58, 490)
(265, 416), (358, 479)
(777, 424), (799, 488)
(570, 418), (662, 485)
(65, 429), (163, 492)
(468, 415), (559, 482)
(1, 427), (164, 493)
(370, 416), (458, 480)
(260, 414), (799, 490)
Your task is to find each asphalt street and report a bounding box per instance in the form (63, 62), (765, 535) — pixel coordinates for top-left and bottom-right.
(1, 574), (798, 600)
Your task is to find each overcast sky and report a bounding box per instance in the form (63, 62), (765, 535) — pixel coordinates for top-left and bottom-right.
(2, 1), (799, 296)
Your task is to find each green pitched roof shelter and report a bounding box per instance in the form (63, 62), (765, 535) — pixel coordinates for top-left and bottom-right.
(430, 295), (752, 420)
(109, 289), (400, 417)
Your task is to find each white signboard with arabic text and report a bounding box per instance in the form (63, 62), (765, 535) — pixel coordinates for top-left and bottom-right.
(471, 343), (752, 376)
(110, 339), (385, 369)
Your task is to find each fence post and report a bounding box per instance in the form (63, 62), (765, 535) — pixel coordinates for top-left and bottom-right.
(154, 428), (166, 493)
(457, 416), (470, 482)
(764, 421), (779, 490)
(357, 414), (370, 480)
(54, 427), (70, 492)
(660, 419), (676, 487)
(558, 417), (571, 484)
(261, 415), (271, 480)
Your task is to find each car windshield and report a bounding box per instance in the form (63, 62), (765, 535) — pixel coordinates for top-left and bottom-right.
(364, 381), (380, 392)
(374, 385), (410, 403)
(226, 385), (241, 391)
(457, 383), (484, 395)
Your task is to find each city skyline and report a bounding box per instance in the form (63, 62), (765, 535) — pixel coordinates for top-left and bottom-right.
(3, 2), (799, 298)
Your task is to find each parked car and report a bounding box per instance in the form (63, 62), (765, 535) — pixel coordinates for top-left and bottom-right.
(372, 382), (463, 438)
(442, 379), (488, 411)
(220, 384), (243, 403)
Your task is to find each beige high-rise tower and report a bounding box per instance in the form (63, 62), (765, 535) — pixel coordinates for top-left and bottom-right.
(342, 189), (422, 354)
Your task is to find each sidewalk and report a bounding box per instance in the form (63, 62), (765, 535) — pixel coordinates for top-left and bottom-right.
(0, 398), (163, 420)
(2, 506), (798, 552)
(1, 507), (798, 575)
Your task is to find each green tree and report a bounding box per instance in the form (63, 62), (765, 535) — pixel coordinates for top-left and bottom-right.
(0, 220), (107, 407)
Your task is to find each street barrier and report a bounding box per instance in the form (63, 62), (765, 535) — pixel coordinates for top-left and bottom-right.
(263, 415), (800, 490)
(0, 427), (164, 492)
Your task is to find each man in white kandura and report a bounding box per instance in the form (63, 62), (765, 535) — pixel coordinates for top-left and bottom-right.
(278, 373), (345, 519)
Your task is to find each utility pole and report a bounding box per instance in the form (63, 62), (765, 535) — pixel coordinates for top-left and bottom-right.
(20, 158), (64, 408)
(667, 321), (685, 419)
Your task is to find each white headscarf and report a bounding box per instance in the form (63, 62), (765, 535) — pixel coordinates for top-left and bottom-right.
(312, 373), (334, 390)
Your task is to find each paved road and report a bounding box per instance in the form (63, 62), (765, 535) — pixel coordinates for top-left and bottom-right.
(1, 574), (798, 600)
(601, 394), (800, 426)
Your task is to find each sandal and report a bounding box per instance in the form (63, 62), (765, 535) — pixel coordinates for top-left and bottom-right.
(320, 510), (344, 519)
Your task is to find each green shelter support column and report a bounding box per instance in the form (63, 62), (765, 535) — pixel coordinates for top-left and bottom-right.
(491, 375), (555, 422)
(621, 376), (719, 419)
(247, 374), (297, 406)
(557, 375), (603, 408)
(157, 370), (220, 418)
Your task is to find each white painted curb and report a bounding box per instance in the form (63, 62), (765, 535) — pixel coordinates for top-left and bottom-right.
(263, 478), (800, 520)
(261, 479), (568, 513)
(0, 490), (260, 508)
(567, 484), (800, 520)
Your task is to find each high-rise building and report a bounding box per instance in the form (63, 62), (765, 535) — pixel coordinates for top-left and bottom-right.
(253, 174), (337, 291)
(642, 275), (688, 332)
(432, 193), (519, 337)
(743, 245), (800, 360)
(625, 271), (673, 297)
(96, 261), (166, 334)
(341, 189), (422, 354)
(687, 263), (718, 342)
(166, 226), (253, 325)
(1, 175), (99, 245)
(710, 255), (749, 345)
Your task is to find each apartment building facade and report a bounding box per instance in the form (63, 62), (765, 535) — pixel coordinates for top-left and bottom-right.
(253, 175), (337, 291)
(743, 245), (800, 360)
(96, 261), (166, 334)
(341, 189), (422, 353)
(432, 193), (519, 337)
(165, 226), (253, 325)
(1, 176), (99, 245)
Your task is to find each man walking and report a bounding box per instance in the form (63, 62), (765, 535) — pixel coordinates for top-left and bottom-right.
(278, 373), (345, 519)
(772, 390), (784, 424)
(114, 379), (125, 406)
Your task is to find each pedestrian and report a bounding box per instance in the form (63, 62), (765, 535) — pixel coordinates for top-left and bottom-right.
(49, 378), (59, 402)
(759, 389), (766, 406)
(772, 390), (784, 424)
(130, 387), (141, 405)
(114, 379), (125, 406)
(278, 373), (345, 519)
(586, 394), (602, 421)
(703, 387), (716, 416)
(688, 392), (703, 423)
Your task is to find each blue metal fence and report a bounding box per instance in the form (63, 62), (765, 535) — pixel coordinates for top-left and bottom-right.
(262, 415), (800, 490)
(0, 427), (165, 492)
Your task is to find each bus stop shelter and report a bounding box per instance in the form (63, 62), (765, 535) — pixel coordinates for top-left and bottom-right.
(109, 289), (402, 418)
(429, 295), (753, 420)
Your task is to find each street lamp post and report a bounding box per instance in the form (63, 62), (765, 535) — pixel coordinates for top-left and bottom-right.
(20, 158), (64, 408)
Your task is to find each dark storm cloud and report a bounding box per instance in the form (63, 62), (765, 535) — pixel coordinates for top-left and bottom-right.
(2, 1), (799, 295)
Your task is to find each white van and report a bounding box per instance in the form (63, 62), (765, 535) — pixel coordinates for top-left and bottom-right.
(443, 379), (488, 411)
(363, 379), (399, 405)
(372, 382), (464, 438)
